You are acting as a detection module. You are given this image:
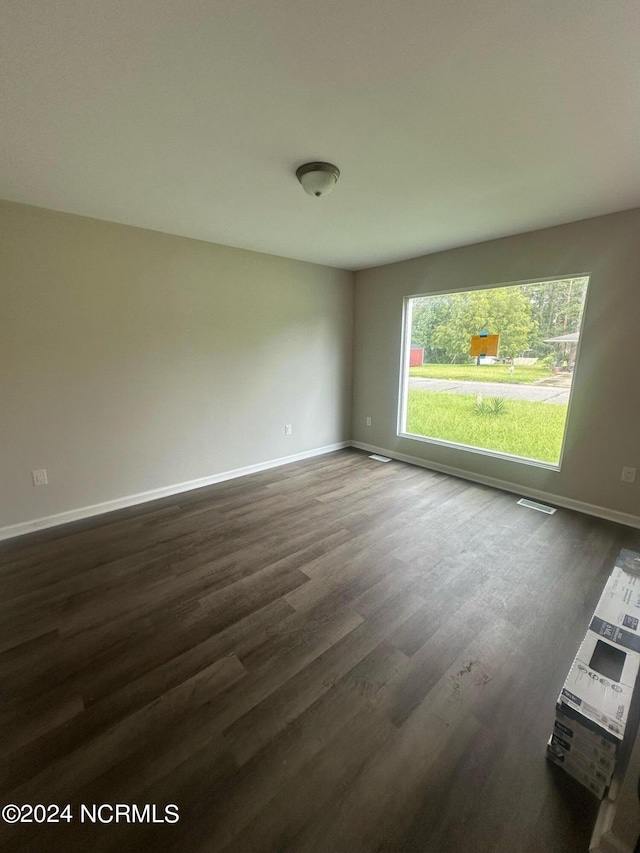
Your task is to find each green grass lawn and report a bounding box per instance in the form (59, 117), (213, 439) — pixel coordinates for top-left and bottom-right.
(409, 363), (551, 384)
(406, 390), (567, 463)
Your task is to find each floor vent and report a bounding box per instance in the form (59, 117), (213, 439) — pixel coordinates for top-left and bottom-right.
(369, 454), (392, 462)
(517, 498), (556, 514)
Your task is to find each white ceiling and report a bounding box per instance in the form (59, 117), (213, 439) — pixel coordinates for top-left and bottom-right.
(1, 1), (639, 270)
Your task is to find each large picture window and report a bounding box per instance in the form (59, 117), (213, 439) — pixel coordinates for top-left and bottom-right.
(399, 276), (589, 468)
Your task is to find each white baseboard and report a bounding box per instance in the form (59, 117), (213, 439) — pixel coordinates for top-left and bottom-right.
(0, 441), (351, 542)
(351, 440), (640, 530)
(3, 438), (638, 542)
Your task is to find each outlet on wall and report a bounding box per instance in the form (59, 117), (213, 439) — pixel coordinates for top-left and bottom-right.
(284, 424), (292, 436)
(366, 417), (372, 427)
(621, 467), (637, 484)
(32, 469), (48, 486)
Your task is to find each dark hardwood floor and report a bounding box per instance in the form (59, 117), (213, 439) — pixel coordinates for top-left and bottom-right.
(1, 448), (639, 852)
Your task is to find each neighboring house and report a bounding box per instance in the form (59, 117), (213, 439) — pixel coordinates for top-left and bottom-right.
(544, 331), (580, 366)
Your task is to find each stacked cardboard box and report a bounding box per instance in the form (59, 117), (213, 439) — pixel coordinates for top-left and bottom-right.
(547, 548), (640, 799)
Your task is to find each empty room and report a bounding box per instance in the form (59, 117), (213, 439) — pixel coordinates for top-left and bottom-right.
(1, 2), (640, 852)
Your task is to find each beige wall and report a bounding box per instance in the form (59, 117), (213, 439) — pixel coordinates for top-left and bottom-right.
(3, 201), (638, 533)
(353, 208), (640, 521)
(0, 201), (354, 530)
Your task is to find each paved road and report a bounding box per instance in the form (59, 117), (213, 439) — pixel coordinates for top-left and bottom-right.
(408, 377), (571, 404)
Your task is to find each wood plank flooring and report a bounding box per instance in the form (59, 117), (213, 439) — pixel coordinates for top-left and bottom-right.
(1, 448), (639, 852)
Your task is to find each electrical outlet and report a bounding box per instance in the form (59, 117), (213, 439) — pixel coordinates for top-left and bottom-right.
(32, 469), (48, 486)
(621, 467), (637, 484)
(284, 424), (292, 436)
(366, 417), (372, 427)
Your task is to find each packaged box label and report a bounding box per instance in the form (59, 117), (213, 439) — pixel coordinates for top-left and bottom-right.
(558, 631), (639, 740)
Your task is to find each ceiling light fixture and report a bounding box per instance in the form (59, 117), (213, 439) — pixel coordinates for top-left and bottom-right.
(296, 162), (340, 197)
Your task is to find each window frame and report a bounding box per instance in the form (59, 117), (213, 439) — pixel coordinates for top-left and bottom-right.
(397, 274), (591, 471)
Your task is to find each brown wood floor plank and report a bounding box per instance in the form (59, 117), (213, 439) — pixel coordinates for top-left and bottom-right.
(132, 641), (408, 853)
(0, 448), (638, 852)
(223, 586), (425, 765)
(1, 654), (246, 805)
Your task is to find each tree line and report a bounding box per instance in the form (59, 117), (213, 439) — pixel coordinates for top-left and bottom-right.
(411, 277), (588, 363)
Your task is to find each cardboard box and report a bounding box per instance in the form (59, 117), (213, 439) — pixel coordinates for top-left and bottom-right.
(553, 713), (617, 765)
(600, 562), (640, 611)
(550, 732), (614, 778)
(551, 728), (615, 774)
(557, 631), (639, 741)
(589, 566), (640, 650)
(549, 550), (640, 800)
(546, 740), (607, 799)
(554, 709), (618, 758)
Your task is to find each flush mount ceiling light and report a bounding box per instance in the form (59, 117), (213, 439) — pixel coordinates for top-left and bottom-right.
(296, 162), (340, 197)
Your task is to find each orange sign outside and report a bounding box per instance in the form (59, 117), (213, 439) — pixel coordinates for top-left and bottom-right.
(469, 334), (499, 357)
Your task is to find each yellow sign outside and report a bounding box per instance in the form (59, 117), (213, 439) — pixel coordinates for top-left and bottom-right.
(469, 334), (499, 357)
